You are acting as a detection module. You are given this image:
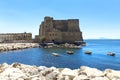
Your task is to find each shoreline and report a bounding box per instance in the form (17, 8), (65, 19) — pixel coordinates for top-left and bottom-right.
(0, 43), (83, 52)
(0, 43), (39, 52)
(0, 63), (120, 80)
(40, 43), (84, 49)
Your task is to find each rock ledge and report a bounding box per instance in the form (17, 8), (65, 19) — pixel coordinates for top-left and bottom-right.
(0, 43), (39, 52)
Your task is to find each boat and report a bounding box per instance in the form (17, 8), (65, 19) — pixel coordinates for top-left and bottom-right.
(74, 46), (82, 49)
(66, 51), (74, 54)
(107, 52), (115, 56)
(84, 51), (92, 55)
(52, 53), (60, 57)
(81, 43), (86, 46)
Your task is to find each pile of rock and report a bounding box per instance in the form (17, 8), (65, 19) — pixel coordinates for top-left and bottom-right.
(43, 43), (81, 49)
(0, 63), (120, 80)
(0, 43), (39, 52)
(64, 43), (81, 49)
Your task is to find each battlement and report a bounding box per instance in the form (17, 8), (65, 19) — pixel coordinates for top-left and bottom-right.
(68, 19), (79, 21)
(44, 16), (53, 21)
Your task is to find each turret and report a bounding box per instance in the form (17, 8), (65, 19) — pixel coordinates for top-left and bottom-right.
(44, 16), (53, 32)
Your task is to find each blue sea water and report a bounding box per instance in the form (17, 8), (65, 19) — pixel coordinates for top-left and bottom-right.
(0, 39), (120, 70)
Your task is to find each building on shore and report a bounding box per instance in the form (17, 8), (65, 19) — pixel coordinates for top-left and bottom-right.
(36, 16), (84, 43)
(34, 35), (40, 43)
(0, 32), (32, 43)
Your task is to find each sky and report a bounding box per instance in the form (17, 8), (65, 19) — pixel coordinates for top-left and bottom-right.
(0, 0), (120, 39)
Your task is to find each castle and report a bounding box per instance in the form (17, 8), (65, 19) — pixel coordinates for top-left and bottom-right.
(0, 32), (32, 43)
(0, 16), (84, 43)
(37, 16), (83, 43)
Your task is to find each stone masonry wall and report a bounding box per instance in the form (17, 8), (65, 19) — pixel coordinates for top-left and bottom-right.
(38, 16), (83, 43)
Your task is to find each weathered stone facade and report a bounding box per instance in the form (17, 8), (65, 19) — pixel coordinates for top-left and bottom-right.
(34, 35), (40, 43)
(38, 16), (83, 43)
(0, 32), (32, 42)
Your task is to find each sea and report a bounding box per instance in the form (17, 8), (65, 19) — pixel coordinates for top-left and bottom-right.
(0, 39), (120, 70)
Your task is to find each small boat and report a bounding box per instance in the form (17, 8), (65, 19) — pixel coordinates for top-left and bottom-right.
(66, 51), (74, 54)
(107, 52), (115, 56)
(75, 46), (82, 49)
(81, 43), (86, 46)
(52, 53), (60, 57)
(84, 51), (92, 55)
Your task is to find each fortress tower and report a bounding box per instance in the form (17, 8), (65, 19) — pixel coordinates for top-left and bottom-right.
(38, 16), (83, 43)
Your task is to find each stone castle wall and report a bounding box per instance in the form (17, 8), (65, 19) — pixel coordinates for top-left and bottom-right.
(38, 16), (83, 43)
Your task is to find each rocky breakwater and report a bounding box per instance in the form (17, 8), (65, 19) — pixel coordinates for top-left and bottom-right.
(0, 43), (39, 52)
(0, 63), (120, 80)
(43, 43), (81, 49)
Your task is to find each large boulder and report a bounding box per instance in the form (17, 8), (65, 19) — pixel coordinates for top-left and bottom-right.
(79, 66), (104, 77)
(73, 75), (89, 80)
(0, 63), (9, 73)
(104, 69), (120, 80)
(57, 68), (79, 80)
(0, 67), (27, 79)
(91, 77), (109, 80)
